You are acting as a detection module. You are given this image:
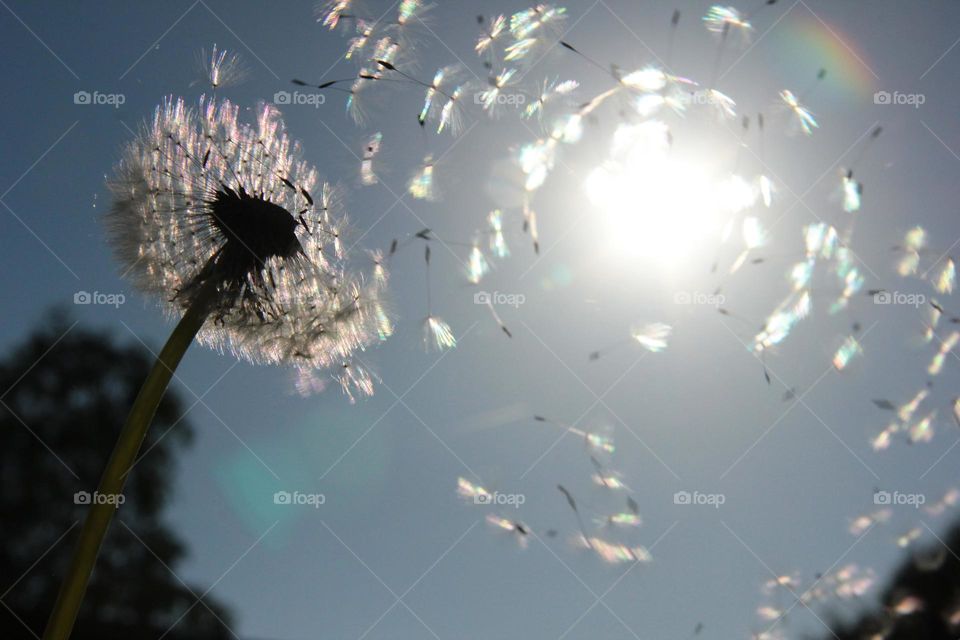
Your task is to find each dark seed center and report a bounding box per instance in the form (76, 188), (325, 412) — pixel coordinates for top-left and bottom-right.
(207, 185), (301, 265)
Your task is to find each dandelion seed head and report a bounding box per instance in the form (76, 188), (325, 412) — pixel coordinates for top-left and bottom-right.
(107, 96), (390, 372)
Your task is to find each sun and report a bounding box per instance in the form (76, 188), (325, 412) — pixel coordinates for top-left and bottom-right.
(585, 121), (753, 269)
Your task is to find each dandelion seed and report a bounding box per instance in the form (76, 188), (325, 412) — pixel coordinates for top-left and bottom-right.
(849, 509), (891, 536)
(842, 171), (862, 213)
(457, 476), (492, 502)
(437, 85), (465, 134)
(488, 209), (509, 258)
(510, 4), (567, 40)
(908, 411), (936, 444)
(505, 37), (538, 61)
(424, 315), (456, 351)
(197, 44), (248, 91)
(476, 14), (507, 57)
(418, 67), (448, 126)
(319, 0), (354, 29)
(832, 336), (862, 370)
(896, 527), (922, 548)
(935, 258), (955, 294)
(898, 389), (929, 423)
(409, 155), (437, 200)
(929, 331), (959, 376)
(703, 5), (752, 41)
(346, 20), (375, 60)
(360, 132), (382, 185)
(925, 487), (960, 517)
(479, 68), (518, 115)
(524, 78), (578, 120)
(897, 227), (926, 276)
(759, 174), (774, 207)
(631, 322), (672, 352)
(606, 512), (642, 527)
(780, 89), (818, 135)
(577, 536), (652, 564)
(467, 243), (489, 284)
(891, 595), (924, 616)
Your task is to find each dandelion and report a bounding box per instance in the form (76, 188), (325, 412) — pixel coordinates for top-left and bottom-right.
(196, 44), (248, 91)
(47, 95), (390, 639)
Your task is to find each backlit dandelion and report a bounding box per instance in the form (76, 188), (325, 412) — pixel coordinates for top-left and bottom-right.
(409, 154), (437, 200)
(48, 95), (391, 639)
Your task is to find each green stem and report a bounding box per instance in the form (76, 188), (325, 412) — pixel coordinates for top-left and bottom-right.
(43, 299), (211, 640)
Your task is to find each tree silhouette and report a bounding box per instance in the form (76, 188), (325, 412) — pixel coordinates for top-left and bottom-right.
(821, 520), (960, 639)
(0, 310), (234, 639)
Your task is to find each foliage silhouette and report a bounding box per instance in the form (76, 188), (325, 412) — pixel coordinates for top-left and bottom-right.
(0, 310), (234, 639)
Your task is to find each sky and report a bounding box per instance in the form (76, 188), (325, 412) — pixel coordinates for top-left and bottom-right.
(3, 1), (960, 638)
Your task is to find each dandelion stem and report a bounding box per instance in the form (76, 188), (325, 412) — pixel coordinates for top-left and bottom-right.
(43, 291), (213, 640)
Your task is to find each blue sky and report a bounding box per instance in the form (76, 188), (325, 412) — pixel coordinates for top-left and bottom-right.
(3, 1), (960, 638)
